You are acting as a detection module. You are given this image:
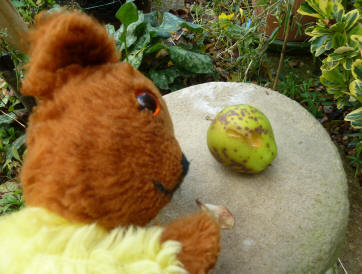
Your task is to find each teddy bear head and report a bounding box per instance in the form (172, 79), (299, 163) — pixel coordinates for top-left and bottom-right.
(20, 11), (189, 230)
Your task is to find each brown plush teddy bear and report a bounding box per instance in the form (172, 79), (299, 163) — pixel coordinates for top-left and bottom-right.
(0, 11), (231, 273)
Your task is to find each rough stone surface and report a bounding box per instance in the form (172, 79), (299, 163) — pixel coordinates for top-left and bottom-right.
(154, 82), (349, 273)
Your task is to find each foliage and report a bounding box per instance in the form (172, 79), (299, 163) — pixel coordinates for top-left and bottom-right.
(0, 189), (24, 215)
(346, 131), (362, 176)
(191, 0), (286, 82)
(108, 0), (215, 92)
(10, 0), (57, 24)
(277, 68), (333, 118)
(298, 0), (362, 129)
(0, 82), (26, 179)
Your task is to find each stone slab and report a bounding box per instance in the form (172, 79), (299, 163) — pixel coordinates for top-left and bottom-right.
(154, 82), (349, 273)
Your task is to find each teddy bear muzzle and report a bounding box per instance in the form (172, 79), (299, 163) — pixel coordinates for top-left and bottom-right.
(154, 153), (189, 196)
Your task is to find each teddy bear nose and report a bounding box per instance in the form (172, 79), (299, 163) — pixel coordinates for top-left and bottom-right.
(181, 153), (190, 178)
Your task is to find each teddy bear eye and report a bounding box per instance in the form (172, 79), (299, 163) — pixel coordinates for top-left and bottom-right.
(136, 91), (160, 116)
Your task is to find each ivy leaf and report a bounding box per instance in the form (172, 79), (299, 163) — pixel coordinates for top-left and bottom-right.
(165, 46), (215, 74)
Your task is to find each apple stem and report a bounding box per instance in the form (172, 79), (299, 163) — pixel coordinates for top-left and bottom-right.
(205, 115), (215, 122)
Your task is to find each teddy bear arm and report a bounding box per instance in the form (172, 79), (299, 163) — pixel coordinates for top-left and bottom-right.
(161, 211), (221, 274)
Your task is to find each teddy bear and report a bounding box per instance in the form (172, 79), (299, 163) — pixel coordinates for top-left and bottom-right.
(0, 11), (232, 273)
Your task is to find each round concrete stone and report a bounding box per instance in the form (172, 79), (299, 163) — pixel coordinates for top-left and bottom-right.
(155, 82), (349, 273)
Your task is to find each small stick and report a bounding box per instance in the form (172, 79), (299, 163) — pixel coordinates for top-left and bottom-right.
(0, 109), (26, 128)
(273, 1), (297, 90)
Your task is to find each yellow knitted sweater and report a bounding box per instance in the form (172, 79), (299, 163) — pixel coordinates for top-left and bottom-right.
(0, 207), (186, 274)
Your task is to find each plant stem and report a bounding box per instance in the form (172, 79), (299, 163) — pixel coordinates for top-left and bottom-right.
(273, 1), (296, 90)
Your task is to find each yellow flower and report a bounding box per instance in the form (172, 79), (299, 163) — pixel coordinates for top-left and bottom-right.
(218, 13), (234, 29)
(239, 8), (245, 23)
(219, 12), (234, 21)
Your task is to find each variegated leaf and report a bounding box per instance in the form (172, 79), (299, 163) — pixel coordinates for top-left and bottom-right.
(298, 1), (322, 18)
(352, 59), (362, 80)
(350, 35), (362, 49)
(330, 22), (345, 32)
(349, 80), (362, 102)
(345, 107), (362, 129)
(310, 35), (329, 53)
(332, 32), (347, 48)
(320, 67), (347, 91)
(343, 58), (353, 70)
(306, 26), (331, 37)
(328, 0), (344, 22)
(334, 46), (355, 54)
(343, 9), (360, 31)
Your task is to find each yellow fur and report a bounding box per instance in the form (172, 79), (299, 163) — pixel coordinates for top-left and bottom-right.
(0, 207), (186, 274)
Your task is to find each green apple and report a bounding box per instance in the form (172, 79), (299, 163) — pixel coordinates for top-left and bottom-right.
(207, 104), (277, 173)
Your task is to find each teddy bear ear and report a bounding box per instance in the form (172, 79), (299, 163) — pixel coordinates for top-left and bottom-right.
(21, 11), (119, 98)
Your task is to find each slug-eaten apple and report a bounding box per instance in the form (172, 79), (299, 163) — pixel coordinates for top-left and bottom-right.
(207, 104), (277, 173)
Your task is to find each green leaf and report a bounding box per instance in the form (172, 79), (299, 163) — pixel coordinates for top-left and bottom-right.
(332, 32), (347, 49)
(343, 57), (353, 70)
(305, 26), (331, 37)
(11, 146), (21, 161)
(12, 134), (26, 151)
(352, 59), (362, 80)
(343, 9), (360, 31)
(330, 22), (345, 33)
(310, 35), (329, 53)
(349, 80), (362, 102)
(0, 113), (16, 126)
(5, 134), (26, 163)
(345, 107), (362, 129)
(350, 35), (362, 49)
(144, 11), (158, 27)
(123, 14), (146, 50)
(320, 66), (347, 91)
(149, 12), (202, 39)
(10, 0), (25, 8)
(144, 43), (166, 55)
(106, 24), (116, 38)
(355, 0), (362, 13)
(315, 39), (332, 56)
(334, 46), (355, 54)
(128, 31), (151, 69)
(115, 2), (139, 28)
(298, 1), (322, 18)
(165, 46), (215, 74)
(149, 67), (182, 90)
(329, 1), (344, 21)
(349, 22), (362, 37)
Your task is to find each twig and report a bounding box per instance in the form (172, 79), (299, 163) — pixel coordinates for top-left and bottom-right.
(0, 109), (26, 128)
(244, 60), (253, 82)
(272, 1), (296, 90)
(338, 258), (348, 274)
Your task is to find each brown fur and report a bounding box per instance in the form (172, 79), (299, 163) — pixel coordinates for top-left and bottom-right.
(20, 10), (221, 273)
(161, 211), (221, 273)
